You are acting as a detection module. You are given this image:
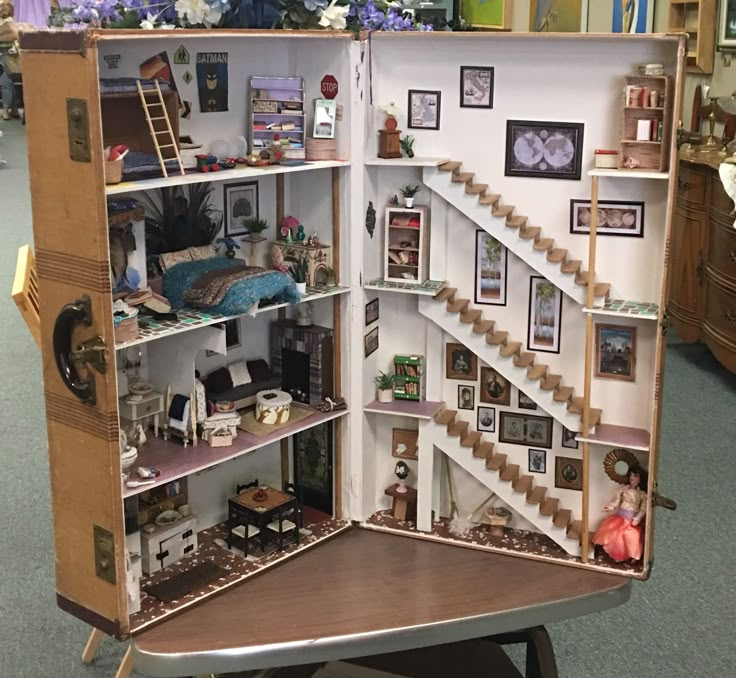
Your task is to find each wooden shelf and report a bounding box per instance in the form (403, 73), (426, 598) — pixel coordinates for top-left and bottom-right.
(364, 278), (447, 296)
(115, 286), (350, 351)
(364, 157), (450, 167)
(668, 0), (715, 74)
(124, 409), (350, 498)
(364, 399), (444, 420)
(105, 160), (349, 196)
(576, 424), (651, 452)
(588, 168), (669, 180)
(621, 140), (662, 145)
(583, 298), (659, 320)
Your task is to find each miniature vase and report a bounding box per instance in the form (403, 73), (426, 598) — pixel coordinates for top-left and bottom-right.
(377, 388), (393, 403)
(404, 197), (414, 208)
(296, 281), (307, 296)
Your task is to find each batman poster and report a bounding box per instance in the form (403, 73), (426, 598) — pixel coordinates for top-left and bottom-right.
(196, 52), (229, 113)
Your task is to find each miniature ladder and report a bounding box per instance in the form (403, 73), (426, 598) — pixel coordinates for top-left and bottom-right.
(136, 79), (185, 178)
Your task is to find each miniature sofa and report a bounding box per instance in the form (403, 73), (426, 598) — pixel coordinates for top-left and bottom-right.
(201, 359), (281, 411)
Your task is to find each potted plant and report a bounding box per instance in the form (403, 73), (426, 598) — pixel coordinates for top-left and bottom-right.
(324, 266), (336, 286)
(400, 184), (421, 208)
(241, 217), (269, 239)
(289, 257), (309, 296)
(400, 135), (415, 159)
(374, 370), (395, 403)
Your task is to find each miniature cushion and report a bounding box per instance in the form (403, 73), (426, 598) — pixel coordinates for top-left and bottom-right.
(194, 379), (207, 422)
(228, 361), (252, 387)
(159, 248), (193, 272)
(187, 244), (218, 261)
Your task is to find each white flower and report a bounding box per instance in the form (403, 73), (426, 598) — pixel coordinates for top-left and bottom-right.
(140, 13), (157, 29)
(159, 23), (176, 30)
(318, 0), (349, 31)
(175, 0), (208, 26)
(202, 4), (223, 28)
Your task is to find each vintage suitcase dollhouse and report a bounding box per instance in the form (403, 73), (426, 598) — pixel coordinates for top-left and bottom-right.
(15, 26), (683, 667)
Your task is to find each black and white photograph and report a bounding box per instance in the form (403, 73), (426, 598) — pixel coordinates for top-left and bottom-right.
(477, 406), (496, 433)
(408, 90), (441, 130)
(460, 66), (494, 109)
(458, 385), (475, 411)
(365, 298), (379, 326)
(528, 448), (546, 474)
(518, 391), (538, 410)
(446, 342), (478, 381)
(505, 120), (584, 180)
(562, 426), (579, 449)
(570, 199), (645, 237)
(364, 327), (379, 357)
(224, 181), (258, 237)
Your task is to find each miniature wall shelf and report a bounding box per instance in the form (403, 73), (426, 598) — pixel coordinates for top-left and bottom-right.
(249, 75), (305, 160)
(620, 76), (672, 172)
(668, 0), (716, 74)
(383, 206), (430, 283)
(364, 158), (450, 167)
(363, 279), (447, 296)
(588, 168), (669, 180)
(364, 399), (444, 420)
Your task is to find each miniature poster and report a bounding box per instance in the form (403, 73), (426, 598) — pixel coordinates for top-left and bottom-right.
(197, 52), (229, 113)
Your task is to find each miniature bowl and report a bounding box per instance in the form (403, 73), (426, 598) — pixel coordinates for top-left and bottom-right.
(129, 381), (154, 396)
(155, 510), (182, 526)
(216, 401), (235, 413)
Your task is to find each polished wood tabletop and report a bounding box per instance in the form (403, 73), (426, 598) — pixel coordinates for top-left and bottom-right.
(133, 529), (631, 677)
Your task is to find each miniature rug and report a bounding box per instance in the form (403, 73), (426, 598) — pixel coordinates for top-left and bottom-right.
(143, 561), (227, 603)
(238, 403), (314, 436)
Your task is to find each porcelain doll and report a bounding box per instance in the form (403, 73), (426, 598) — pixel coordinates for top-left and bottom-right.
(593, 465), (648, 563)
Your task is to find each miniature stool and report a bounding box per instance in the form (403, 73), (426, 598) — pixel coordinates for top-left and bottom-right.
(385, 483), (418, 522)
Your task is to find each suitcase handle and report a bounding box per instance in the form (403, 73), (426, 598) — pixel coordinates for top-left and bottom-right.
(53, 295), (99, 405)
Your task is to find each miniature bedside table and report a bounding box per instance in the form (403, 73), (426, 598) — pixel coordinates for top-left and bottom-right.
(118, 391), (164, 437)
(228, 485), (299, 553)
(385, 483), (417, 522)
(271, 241), (332, 287)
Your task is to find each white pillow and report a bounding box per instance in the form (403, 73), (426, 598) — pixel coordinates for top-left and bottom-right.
(228, 361), (252, 387)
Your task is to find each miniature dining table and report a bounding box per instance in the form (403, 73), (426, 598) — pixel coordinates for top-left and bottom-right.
(131, 529), (631, 677)
(227, 485), (299, 553)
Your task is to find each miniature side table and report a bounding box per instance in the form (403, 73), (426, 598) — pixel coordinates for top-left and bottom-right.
(228, 485), (299, 553)
(242, 234), (267, 266)
(271, 241), (332, 287)
(118, 391), (164, 437)
(385, 483), (417, 522)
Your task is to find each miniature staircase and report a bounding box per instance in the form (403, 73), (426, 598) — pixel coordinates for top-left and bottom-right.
(136, 79), (185, 178)
(423, 161), (610, 307)
(432, 407), (586, 557)
(419, 286), (602, 433)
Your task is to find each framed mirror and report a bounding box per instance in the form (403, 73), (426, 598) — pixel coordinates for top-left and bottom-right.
(313, 98), (337, 139)
(603, 448), (640, 484)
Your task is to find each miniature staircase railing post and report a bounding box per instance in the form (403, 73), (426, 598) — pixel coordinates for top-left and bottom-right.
(136, 79), (185, 178)
(423, 164), (611, 308)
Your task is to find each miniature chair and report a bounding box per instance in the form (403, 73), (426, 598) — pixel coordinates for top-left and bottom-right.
(236, 479), (259, 495)
(267, 492), (300, 551)
(283, 481), (303, 530)
(228, 479), (261, 555)
(194, 379), (241, 443)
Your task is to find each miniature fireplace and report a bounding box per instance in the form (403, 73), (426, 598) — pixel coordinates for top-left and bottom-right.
(270, 320), (334, 408)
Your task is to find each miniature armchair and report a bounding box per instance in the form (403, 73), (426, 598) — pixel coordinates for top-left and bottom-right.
(194, 378), (241, 443)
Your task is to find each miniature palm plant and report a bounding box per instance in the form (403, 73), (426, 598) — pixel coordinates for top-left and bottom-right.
(400, 184), (421, 207)
(288, 257), (309, 295)
(241, 217), (269, 236)
(400, 135), (415, 158)
(374, 370), (395, 403)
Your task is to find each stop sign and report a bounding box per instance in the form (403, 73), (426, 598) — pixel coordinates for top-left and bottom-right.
(320, 75), (338, 99)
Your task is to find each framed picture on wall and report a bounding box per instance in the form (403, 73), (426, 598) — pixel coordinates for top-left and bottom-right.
(555, 456), (583, 491)
(596, 324), (637, 381)
(530, 0), (588, 32)
(477, 406), (496, 433)
(528, 276), (562, 354)
(294, 422), (334, 516)
(479, 366), (511, 406)
(505, 120), (584, 181)
(499, 412), (553, 448)
(408, 90), (441, 130)
(562, 426), (579, 449)
(475, 231), (507, 306)
(528, 449), (546, 474)
(365, 298), (379, 326)
(392, 428), (418, 460)
(518, 391), (537, 411)
(460, 66), (494, 109)
(612, 0), (653, 33)
(458, 385), (475, 411)
(224, 181), (259, 237)
(719, 0), (736, 49)
(570, 199), (644, 237)
(461, 0), (513, 30)
(364, 327), (379, 358)
(446, 343), (478, 380)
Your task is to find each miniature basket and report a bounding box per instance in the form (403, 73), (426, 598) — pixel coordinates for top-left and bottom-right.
(114, 313), (139, 343)
(209, 428), (234, 448)
(105, 159), (123, 185)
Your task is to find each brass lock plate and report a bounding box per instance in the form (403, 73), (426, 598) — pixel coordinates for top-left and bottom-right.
(72, 336), (108, 375)
(67, 98), (91, 163)
(93, 525), (116, 585)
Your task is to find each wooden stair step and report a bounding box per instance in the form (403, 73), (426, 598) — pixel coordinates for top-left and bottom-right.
(447, 298), (470, 313)
(527, 486), (547, 505)
(547, 248), (568, 263)
(568, 520), (583, 540)
(500, 463), (520, 483)
(473, 320), (495, 334)
(439, 161), (462, 172)
(478, 193), (500, 205)
(594, 282), (611, 298)
(540, 374), (561, 391)
(540, 497), (558, 517)
(513, 475), (533, 494)
(487, 331), (509, 345)
(561, 259), (582, 274)
(466, 183), (488, 195)
(499, 341), (522, 358)
(461, 309), (482, 324)
(533, 238), (555, 252)
(486, 453), (507, 471)
(452, 172), (474, 184)
(568, 398), (603, 427)
(474, 441), (495, 460)
(492, 205), (514, 218)
(461, 431), (482, 449)
(435, 409), (457, 425)
(448, 420), (469, 437)
(553, 386), (574, 403)
(506, 215), (528, 229)
(575, 272), (592, 286)
(519, 226), (541, 240)
(514, 352), (536, 368)
(589, 408), (602, 427)
(527, 363), (548, 380)
(434, 286), (456, 302)
(553, 509), (572, 529)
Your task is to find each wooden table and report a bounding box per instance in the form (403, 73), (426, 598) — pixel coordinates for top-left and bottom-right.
(228, 485), (298, 553)
(384, 483), (418, 521)
(132, 530), (631, 677)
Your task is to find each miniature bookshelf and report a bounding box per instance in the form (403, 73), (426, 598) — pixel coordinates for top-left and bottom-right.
(668, 0), (716, 74)
(384, 206), (430, 283)
(249, 76), (305, 160)
(393, 354), (423, 402)
(620, 75), (672, 172)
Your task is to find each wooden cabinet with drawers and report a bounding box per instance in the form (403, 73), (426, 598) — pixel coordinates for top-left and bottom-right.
(668, 157), (736, 372)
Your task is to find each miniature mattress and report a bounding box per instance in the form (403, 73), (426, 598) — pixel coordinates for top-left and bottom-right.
(163, 257), (299, 317)
(99, 78), (172, 94)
